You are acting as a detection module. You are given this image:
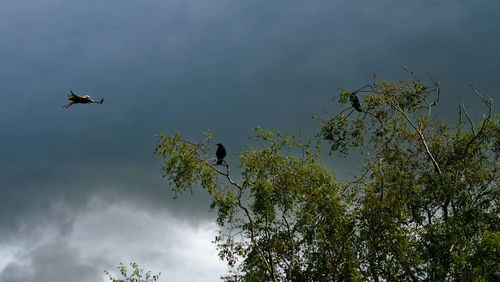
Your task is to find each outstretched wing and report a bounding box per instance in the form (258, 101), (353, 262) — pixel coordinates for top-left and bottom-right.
(63, 101), (75, 108)
(68, 89), (77, 99)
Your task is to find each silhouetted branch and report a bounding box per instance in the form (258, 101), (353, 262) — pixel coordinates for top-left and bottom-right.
(392, 103), (442, 174)
(460, 102), (475, 135)
(461, 84), (494, 158)
(426, 73), (440, 106)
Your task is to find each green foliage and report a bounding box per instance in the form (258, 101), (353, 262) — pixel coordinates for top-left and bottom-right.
(104, 262), (161, 282)
(154, 130), (218, 198)
(155, 71), (499, 281)
(320, 72), (499, 280)
(155, 128), (358, 281)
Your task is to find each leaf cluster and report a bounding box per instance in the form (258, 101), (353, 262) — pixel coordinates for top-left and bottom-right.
(104, 262), (161, 282)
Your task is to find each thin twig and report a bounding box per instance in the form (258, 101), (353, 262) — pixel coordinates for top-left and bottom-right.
(341, 168), (370, 193)
(458, 104), (462, 126)
(352, 84), (375, 93)
(460, 103), (475, 135)
(468, 83), (492, 106)
(426, 72), (440, 106)
(461, 84), (494, 158)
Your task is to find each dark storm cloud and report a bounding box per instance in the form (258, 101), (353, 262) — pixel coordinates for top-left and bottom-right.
(1, 0), (499, 280)
(0, 242), (102, 282)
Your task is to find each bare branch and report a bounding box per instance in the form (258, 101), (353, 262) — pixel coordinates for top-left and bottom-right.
(392, 103), (442, 174)
(460, 84), (494, 158)
(468, 83), (492, 107)
(458, 104), (462, 126)
(426, 73), (440, 106)
(460, 103), (475, 135)
(352, 84), (376, 94)
(336, 107), (356, 119)
(421, 96), (433, 120)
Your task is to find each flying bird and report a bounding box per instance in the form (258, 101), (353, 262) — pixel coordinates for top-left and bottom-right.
(63, 90), (104, 108)
(350, 93), (362, 112)
(216, 143), (227, 165)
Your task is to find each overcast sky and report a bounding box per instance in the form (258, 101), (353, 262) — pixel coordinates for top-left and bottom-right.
(1, 0), (499, 281)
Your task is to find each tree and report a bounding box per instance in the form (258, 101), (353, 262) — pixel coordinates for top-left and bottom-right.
(319, 71), (499, 281)
(155, 71), (499, 281)
(104, 262), (161, 282)
(155, 129), (359, 281)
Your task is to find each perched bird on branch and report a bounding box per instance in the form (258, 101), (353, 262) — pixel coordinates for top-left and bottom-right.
(216, 143), (227, 165)
(63, 90), (104, 108)
(350, 93), (362, 112)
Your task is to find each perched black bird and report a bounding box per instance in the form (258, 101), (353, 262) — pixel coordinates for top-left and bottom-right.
(63, 90), (104, 108)
(216, 143), (227, 165)
(350, 93), (362, 112)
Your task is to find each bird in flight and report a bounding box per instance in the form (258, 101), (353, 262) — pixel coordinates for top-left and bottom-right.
(216, 143), (227, 165)
(350, 93), (362, 112)
(63, 90), (104, 108)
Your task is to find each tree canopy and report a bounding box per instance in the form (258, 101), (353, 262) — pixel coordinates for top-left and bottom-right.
(155, 72), (499, 281)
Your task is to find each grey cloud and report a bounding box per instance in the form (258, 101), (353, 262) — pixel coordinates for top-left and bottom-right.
(0, 262), (32, 282)
(0, 198), (226, 282)
(31, 243), (102, 282)
(0, 241), (104, 282)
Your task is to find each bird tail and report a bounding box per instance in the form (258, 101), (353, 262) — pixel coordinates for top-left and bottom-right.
(97, 98), (104, 104)
(68, 91), (76, 99)
(217, 160), (222, 165)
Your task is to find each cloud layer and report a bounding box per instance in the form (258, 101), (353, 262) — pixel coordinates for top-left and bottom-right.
(0, 197), (227, 282)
